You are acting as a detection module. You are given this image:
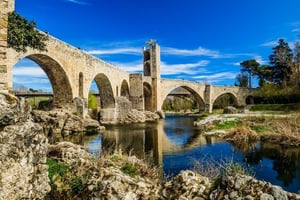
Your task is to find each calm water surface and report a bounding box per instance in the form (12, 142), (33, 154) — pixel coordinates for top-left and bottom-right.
(83, 115), (300, 193)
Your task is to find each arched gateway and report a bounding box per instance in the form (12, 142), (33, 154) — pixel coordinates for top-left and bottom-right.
(0, 0), (255, 122)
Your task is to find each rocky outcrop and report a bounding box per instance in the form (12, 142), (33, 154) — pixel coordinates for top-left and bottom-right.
(32, 109), (105, 143)
(46, 141), (161, 200)
(0, 93), (50, 199)
(223, 106), (237, 114)
(46, 141), (300, 200)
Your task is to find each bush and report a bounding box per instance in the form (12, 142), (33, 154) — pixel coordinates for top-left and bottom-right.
(71, 176), (84, 195)
(121, 162), (140, 177)
(46, 158), (69, 185)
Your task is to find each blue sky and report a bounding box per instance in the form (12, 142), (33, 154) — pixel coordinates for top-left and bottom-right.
(13, 0), (300, 91)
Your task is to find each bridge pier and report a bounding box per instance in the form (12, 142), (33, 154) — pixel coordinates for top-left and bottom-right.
(204, 84), (213, 113)
(129, 74), (144, 111)
(0, 0), (14, 93)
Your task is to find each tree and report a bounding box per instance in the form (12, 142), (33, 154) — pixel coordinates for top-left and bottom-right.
(293, 41), (300, 88)
(235, 73), (248, 87)
(240, 59), (260, 88)
(269, 39), (293, 88)
(8, 11), (48, 53)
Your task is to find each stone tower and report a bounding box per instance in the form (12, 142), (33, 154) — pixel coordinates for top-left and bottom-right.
(143, 39), (162, 111)
(0, 0), (14, 92)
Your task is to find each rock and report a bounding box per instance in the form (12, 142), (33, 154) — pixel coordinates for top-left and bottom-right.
(223, 106), (237, 114)
(0, 93), (50, 199)
(32, 109), (104, 142)
(0, 93), (31, 125)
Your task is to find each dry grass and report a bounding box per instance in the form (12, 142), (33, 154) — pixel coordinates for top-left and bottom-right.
(222, 114), (300, 147)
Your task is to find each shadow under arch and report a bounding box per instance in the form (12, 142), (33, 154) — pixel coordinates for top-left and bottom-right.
(16, 54), (73, 106)
(93, 73), (115, 108)
(143, 82), (152, 111)
(212, 92), (238, 109)
(120, 80), (130, 99)
(161, 86), (205, 112)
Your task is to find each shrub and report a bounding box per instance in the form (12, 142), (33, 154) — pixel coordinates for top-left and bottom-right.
(46, 158), (69, 185)
(121, 162), (140, 177)
(71, 176), (84, 195)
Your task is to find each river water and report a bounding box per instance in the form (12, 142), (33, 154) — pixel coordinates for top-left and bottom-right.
(83, 115), (300, 193)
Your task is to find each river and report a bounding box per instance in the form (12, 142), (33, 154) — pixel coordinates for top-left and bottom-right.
(83, 115), (300, 193)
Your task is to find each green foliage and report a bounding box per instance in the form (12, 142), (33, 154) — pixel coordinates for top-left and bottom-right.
(46, 158), (69, 185)
(235, 73), (248, 87)
(121, 162), (140, 177)
(88, 93), (98, 110)
(240, 59), (260, 88)
(8, 12), (48, 53)
(213, 120), (241, 130)
(250, 103), (300, 112)
(71, 176), (84, 195)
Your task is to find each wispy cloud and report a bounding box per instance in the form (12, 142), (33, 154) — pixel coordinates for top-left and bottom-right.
(13, 66), (47, 77)
(260, 40), (278, 47)
(161, 60), (209, 75)
(65, 0), (89, 5)
(162, 46), (221, 58)
(193, 72), (237, 84)
(86, 47), (141, 55)
(290, 22), (300, 32)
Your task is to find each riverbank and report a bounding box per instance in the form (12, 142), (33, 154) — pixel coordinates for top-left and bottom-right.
(45, 141), (300, 199)
(194, 112), (300, 147)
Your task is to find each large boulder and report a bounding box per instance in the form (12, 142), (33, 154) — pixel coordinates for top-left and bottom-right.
(0, 93), (50, 199)
(223, 106), (237, 114)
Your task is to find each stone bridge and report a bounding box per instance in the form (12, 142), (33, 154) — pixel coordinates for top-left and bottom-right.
(0, 0), (255, 122)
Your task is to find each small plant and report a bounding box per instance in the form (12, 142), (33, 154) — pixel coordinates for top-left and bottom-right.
(46, 158), (69, 185)
(121, 162), (140, 177)
(71, 176), (84, 195)
(213, 119), (242, 130)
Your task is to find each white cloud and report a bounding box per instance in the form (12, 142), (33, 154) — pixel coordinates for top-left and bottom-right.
(162, 46), (221, 58)
(193, 72), (237, 84)
(108, 60), (209, 76)
(13, 66), (47, 77)
(65, 0), (89, 5)
(161, 60), (209, 75)
(86, 47), (141, 55)
(260, 40), (278, 47)
(107, 61), (143, 73)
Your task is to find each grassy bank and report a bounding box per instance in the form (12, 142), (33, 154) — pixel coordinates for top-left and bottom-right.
(250, 103), (300, 112)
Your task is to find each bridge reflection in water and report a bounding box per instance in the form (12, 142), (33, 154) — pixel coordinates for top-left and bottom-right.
(82, 116), (300, 193)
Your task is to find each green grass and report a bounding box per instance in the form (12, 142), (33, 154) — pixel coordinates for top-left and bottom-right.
(250, 104), (300, 112)
(250, 125), (272, 133)
(213, 120), (242, 130)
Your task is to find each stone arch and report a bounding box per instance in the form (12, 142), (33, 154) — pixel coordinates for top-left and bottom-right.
(143, 82), (152, 111)
(212, 92), (238, 109)
(246, 95), (254, 104)
(79, 72), (83, 98)
(93, 73), (115, 108)
(120, 80), (130, 99)
(14, 54), (73, 106)
(144, 62), (151, 76)
(161, 86), (205, 111)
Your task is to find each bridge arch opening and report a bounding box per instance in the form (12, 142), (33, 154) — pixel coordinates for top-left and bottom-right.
(162, 86), (205, 113)
(212, 93), (238, 111)
(246, 95), (254, 105)
(12, 55), (73, 108)
(143, 82), (152, 111)
(120, 80), (130, 99)
(92, 73), (115, 109)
